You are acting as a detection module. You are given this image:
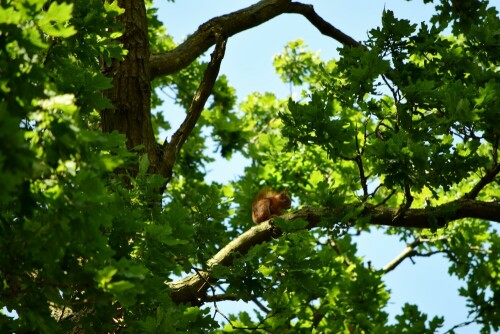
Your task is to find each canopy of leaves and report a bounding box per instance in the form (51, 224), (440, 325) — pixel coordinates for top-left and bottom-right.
(0, 0), (499, 333)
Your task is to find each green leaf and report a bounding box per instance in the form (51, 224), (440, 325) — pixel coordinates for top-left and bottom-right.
(274, 218), (308, 232)
(107, 280), (135, 293)
(104, 0), (125, 16)
(96, 266), (118, 287)
(38, 2), (77, 38)
(139, 154), (150, 176)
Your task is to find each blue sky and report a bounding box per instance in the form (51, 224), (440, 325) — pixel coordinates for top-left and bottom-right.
(153, 1), (500, 332)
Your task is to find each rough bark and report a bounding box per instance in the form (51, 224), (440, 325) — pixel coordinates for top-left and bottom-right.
(101, 0), (160, 172)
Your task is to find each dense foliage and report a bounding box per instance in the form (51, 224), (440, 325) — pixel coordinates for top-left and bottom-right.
(0, 0), (499, 333)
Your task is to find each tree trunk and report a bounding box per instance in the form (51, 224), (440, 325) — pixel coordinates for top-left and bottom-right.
(101, 0), (162, 175)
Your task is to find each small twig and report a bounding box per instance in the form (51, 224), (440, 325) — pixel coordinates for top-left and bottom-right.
(193, 267), (214, 297)
(252, 298), (271, 314)
(58, 305), (67, 322)
(192, 267), (236, 327)
(492, 135), (499, 164)
(462, 163), (500, 200)
(392, 182), (413, 222)
(158, 86), (176, 101)
(216, 284), (271, 314)
(286, 2), (365, 49)
(373, 188), (396, 208)
(356, 157), (368, 200)
(373, 118), (394, 141)
(443, 316), (480, 334)
(383, 236), (448, 273)
(249, 117), (277, 144)
(368, 182), (387, 201)
(354, 123), (369, 199)
(43, 39), (58, 65)
(328, 237), (353, 267)
(381, 74), (402, 132)
(413, 250), (445, 258)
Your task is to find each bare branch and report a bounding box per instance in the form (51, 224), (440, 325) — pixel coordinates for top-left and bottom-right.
(150, 0), (292, 79)
(383, 243), (418, 273)
(444, 316), (480, 334)
(215, 285), (271, 313)
(285, 2), (364, 49)
(383, 236), (448, 273)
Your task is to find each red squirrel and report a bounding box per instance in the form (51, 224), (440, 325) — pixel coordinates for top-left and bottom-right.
(252, 188), (291, 224)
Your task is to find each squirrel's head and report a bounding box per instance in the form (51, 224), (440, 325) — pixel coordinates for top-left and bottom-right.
(278, 190), (291, 209)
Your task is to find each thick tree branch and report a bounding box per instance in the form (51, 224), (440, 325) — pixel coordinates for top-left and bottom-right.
(150, 0), (363, 79)
(367, 199), (499, 228)
(167, 199), (500, 304)
(150, 0), (292, 79)
(167, 220), (280, 304)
